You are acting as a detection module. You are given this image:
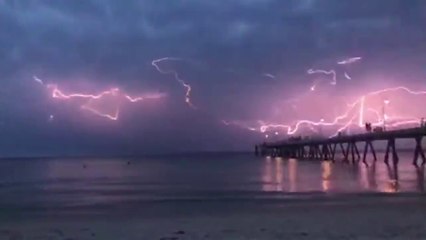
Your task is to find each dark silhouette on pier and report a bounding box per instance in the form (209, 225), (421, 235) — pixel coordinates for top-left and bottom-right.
(256, 126), (426, 166)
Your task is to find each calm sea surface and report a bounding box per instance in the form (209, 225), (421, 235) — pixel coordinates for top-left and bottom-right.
(0, 153), (424, 212)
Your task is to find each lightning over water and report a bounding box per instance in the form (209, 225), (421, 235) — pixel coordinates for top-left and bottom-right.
(226, 86), (426, 138)
(33, 55), (426, 142)
(35, 76), (166, 121)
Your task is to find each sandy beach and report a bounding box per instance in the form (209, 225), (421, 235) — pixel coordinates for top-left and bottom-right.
(1, 194), (426, 240)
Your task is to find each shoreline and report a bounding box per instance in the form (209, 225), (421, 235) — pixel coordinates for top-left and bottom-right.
(2, 194), (426, 239)
(1, 191), (426, 216)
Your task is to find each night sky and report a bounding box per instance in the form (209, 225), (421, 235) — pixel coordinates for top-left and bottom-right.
(1, 0), (426, 157)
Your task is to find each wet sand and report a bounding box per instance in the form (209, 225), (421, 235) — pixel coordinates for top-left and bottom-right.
(1, 194), (426, 240)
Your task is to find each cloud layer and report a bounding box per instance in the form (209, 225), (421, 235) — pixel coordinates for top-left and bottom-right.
(0, 0), (425, 155)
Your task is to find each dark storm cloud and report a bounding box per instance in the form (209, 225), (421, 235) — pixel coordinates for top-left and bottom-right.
(1, 0), (421, 68)
(2, 1), (423, 63)
(0, 0), (425, 155)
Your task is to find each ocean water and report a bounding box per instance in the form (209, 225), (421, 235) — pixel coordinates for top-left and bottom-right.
(0, 153), (424, 215)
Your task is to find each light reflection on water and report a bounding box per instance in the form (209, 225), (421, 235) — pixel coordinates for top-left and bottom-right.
(261, 153), (425, 194)
(0, 153), (424, 209)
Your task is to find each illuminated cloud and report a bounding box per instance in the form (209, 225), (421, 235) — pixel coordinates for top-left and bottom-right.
(0, 0), (425, 155)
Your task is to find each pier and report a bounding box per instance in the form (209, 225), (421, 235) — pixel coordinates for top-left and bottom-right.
(256, 127), (426, 166)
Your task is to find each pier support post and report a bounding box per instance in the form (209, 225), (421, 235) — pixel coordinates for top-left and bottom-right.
(392, 140), (399, 166)
(309, 145), (314, 159)
(311, 145), (316, 159)
(370, 141), (378, 162)
(302, 146), (307, 158)
(322, 144), (330, 160)
(328, 144), (333, 160)
(321, 144), (326, 160)
(384, 140), (391, 164)
(298, 147), (301, 158)
(301, 146), (305, 158)
(316, 145), (323, 160)
(350, 142), (356, 164)
(344, 143), (350, 162)
(413, 137), (426, 166)
(354, 142), (360, 162)
(362, 141), (369, 164)
(339, 143), (347, 162)
(385, 138), (398, 165)
(362, 141), (377, 165)
(331, 143), (337, 162)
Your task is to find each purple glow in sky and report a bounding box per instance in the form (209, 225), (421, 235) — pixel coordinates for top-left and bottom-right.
(1, 0), (426, 156)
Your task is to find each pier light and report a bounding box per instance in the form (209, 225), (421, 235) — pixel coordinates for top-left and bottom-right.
(275, 132), (279, 135)
(265, 134), (269, 139)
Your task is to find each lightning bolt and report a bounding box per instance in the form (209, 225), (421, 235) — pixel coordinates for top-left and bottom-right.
(226, 86), (426, 138)
(36, 76), (165, 121)
(33, 76), (44, 85)
(222, 120), (258, 132)
(263, 73), (276, 79)
(307, 68), (337, 86)
(307, 57), (362, 90)
(152, 57), (195, 109)
(337, 57), (362, 65)
(81, 104), (120, 121)
(344, 72), (352, 80)
(358, 96), (365, 127)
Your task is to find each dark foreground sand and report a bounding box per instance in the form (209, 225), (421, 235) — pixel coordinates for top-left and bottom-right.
(1, 194), (426, 240)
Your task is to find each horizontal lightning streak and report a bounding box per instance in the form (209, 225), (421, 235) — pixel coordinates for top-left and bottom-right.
(227, 86), (426, 138)
(337, 57), (362, 65)
(36, 76), (165, 121)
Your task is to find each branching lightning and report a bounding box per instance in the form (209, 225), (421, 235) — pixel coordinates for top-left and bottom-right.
(33, 53), (424, 141)
(225, 86), (426, 138)
(307, 57), (362, 90)
(307, 68), (337, 86)
(35, 76), (165, 121)
(152, 57), (195, 109)
(261, 86), (425, 136)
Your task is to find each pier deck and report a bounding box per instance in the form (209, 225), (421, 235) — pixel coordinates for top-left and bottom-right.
(256, 127), (426, 166)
